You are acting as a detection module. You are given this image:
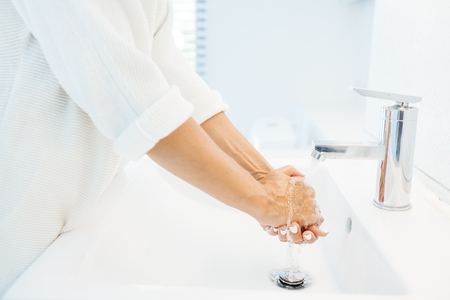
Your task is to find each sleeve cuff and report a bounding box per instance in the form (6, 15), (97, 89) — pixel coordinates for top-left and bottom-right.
(113, 86), (194, 160)
(190, 90), (229, 124)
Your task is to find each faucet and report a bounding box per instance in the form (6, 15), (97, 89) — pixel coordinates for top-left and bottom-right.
(311, 87), (422, 211)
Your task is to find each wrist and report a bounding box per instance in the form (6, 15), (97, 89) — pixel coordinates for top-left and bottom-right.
(200, 112), (273, 181)
(249, 169), (271, 182)
(243, 182), (282, 226)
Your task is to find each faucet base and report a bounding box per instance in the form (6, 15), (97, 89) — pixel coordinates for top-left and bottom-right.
(373, 199), (411, 211)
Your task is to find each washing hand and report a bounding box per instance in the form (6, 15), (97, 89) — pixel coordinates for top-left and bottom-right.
(199, 113), (327, 243)
(256, 165), (328, 244)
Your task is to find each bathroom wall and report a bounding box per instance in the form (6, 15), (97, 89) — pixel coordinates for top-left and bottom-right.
(365, 0), (450, 204)
(196, 0), (374, 140)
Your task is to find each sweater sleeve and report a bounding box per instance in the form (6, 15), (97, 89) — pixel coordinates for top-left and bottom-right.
(152, 1), (229, 125)
(14, 0), (194, 161)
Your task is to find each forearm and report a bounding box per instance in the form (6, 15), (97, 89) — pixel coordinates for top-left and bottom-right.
(201, 112), (273, 181)
(147, 117), (268, 221)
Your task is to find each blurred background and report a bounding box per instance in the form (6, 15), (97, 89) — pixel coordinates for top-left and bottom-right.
(171, 0), (450, 204)
(173, 0), (373, 147)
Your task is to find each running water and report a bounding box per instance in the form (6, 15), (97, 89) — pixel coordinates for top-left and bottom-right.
(304, 158), (320, 186)
(285, 176), (303, 280)
(271, 158), (322, 289)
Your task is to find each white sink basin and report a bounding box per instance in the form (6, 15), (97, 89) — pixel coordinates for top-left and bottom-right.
(5, 150), (450, 299)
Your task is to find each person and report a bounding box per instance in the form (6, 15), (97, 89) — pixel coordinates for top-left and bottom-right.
(0, 0), (327, 297)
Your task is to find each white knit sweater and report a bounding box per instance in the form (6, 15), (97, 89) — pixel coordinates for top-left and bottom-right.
(0, 0), (228, 296)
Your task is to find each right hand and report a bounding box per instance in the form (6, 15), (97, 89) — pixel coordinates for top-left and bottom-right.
(255, 165), (326, 242)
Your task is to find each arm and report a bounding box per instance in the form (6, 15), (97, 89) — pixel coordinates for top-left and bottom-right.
(147, 117), (273, 223)
(17, 0), (325, 240)
(191, 109), (329, 243)
(150, 3), (272, 179)
(147, 2), (328, 241)
(151, 1), (228, 126)
(14, 0), (194, 160)
(201, 112), (273, 181)
(148, 117), (327, 241)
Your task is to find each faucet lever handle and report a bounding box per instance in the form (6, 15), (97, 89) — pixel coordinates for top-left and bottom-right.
(350, 87), (422, 106)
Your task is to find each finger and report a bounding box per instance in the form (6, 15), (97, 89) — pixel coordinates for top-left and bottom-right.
(302, 230), (317, 244)
(306, 225), (329, 238)
(277, 225), (288, 242)
(278, 165), (302, 177)
(316, 215), (324, 226)
(260, 224), (279, 236)
(261, 225), (272, 235)
(288, 222), (304, 244)
(268, 226), (279, 236)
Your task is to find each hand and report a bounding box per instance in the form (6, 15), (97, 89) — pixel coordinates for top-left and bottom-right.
(256, 165), (324, 227)
(256, 165), (327, 244)
(198, 113), (327, 243)
(262, 223), (328, 244)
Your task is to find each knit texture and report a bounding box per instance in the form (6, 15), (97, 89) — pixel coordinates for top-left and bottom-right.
(0, 0), (228, 296)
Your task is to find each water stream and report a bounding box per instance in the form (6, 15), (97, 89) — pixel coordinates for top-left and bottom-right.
(271, 157), (321, 289)
(304, 158), (320, 186)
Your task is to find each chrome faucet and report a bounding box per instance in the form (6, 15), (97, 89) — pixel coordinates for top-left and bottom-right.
(311, 87), (422, 211)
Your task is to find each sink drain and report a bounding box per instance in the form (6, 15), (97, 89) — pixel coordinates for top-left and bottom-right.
(271, 269), (312, 289)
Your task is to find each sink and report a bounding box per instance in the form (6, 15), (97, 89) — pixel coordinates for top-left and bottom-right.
(5, 150), (450, 299)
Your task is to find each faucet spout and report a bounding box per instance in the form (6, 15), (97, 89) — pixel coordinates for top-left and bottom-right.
(311, 141), (386, 162)
(309, 87), (421, 211)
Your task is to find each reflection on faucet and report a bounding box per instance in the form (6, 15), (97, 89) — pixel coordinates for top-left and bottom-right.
(310, 87), (421, 211)
(311, 142), (386, 162)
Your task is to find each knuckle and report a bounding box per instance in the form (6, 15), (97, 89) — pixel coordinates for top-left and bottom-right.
(293, 237), (303, 244)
